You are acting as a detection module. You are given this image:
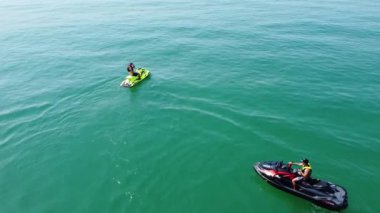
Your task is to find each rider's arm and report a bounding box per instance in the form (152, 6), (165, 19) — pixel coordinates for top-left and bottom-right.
(289, 162), (302, 166)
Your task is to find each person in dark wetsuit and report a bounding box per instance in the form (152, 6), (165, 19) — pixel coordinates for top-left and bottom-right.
(289, 158), (312, 190)
(127, 63), (140, 80)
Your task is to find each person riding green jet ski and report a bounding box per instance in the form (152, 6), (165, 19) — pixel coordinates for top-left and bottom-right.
(127, 63), (141, 80)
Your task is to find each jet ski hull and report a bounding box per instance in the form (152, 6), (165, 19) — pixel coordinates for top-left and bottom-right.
(253, 161), (348, 211)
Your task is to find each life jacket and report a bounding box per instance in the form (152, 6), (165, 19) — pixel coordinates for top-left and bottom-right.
(301, 164), (312, 177)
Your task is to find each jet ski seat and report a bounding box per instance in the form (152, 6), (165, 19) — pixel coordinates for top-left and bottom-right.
(305, 178), (320, 185)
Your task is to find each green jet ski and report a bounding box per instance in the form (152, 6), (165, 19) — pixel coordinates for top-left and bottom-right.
(120, 68), (150, 88)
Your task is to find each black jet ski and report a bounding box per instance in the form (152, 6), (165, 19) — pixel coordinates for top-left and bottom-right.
(253, 161), (348, 211)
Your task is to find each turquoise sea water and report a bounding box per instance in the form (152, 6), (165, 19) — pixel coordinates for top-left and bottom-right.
(1, 0), (380, 212)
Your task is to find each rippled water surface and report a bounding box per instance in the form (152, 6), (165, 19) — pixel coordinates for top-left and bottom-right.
(1, 0), (380, 212)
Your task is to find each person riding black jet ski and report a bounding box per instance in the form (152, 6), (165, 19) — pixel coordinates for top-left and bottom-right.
(288, 158), (312, 190)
